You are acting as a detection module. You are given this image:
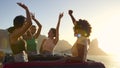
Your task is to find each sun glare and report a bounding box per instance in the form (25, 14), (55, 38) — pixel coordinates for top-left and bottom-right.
(95, 14), (120, 55)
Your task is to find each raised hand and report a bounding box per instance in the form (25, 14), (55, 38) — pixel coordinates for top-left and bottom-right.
(31, 12), (35, 19)
(68, 10), (76, 25)
(68, 10), (73, 15)
(59, 12), (64, 19)
(17, 2), (28, 10)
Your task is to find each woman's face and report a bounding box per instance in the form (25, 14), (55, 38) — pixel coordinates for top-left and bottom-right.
(30, 26), (36, 34)
(74, 29), (80, 37)
(48, 29), (54, 38)
(74, 29), (87, 37)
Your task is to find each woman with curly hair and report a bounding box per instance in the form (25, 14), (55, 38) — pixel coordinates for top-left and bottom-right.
(68, 10), (92, 62)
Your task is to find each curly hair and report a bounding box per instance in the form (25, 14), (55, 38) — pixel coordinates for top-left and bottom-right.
(73, 19), (92, 37)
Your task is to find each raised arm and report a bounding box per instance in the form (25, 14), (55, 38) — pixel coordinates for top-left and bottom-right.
(54, 13), (63, 44)
(68, 10), (76, 25)
(31, 13), (42, 39)
(13, 3), (32, 38)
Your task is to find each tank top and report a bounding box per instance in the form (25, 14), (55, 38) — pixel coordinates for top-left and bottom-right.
(42, 38), (55, 53)
(26, 38), (37, 52)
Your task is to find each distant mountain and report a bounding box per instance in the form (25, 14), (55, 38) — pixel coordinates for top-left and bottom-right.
(0, 29), (12, 53)
(53, 40), (72, 54)
(88, 38), (108, 55)
(56, 38), (108, 56)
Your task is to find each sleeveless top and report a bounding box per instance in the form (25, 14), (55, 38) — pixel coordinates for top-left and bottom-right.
(42, 38), (55, 53)
(10, 39), (26, 55)
(72, 36), (88, 58)
(26, 38), (37, 52)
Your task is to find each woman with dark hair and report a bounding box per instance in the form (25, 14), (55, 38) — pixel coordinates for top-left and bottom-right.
(39, 13), (63, 56)
(23, 13), (42, 56)
(9, 2), (32, 62)
(67, 10), (92, 62)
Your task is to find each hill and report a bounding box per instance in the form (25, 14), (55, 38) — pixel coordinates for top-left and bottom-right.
(53, 38), (108, 56)
(88, 38), (108, 55)
(0, 29), (12, 53)
(53, 40), (72, 54)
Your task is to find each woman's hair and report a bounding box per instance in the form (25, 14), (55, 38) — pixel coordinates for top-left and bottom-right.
(13, 15), (26, 29)
(73, 19), (92, 37)
(50, 28), (56, 37)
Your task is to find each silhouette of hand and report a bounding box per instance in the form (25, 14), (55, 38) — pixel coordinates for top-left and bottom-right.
(59, 13), (64, 19)
(17, 2), (28, 10)
(68, 10), (73, 15)
(31, 12), (35, 19)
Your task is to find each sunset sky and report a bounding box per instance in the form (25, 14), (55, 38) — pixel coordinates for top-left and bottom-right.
(0, 0), (120, 55)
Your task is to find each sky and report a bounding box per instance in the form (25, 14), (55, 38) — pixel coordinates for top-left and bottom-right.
(0, 0), (120, 55)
